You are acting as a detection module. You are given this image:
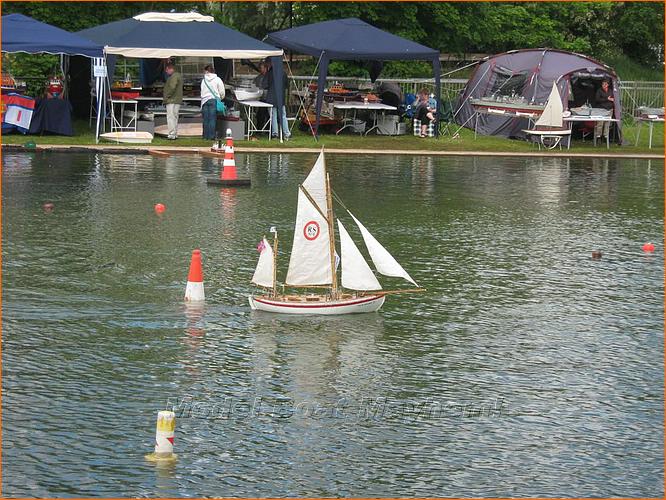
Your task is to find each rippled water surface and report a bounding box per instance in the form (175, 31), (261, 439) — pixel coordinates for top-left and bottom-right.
(3, 151), (664, 497)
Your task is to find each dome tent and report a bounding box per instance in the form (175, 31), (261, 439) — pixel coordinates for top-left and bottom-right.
(455, 48), (622, 143)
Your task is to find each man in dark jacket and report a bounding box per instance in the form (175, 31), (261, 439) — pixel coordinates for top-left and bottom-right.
(263, 59), (291, 140)
(163, 62), (183, 140)
(594, 79), (614, 139)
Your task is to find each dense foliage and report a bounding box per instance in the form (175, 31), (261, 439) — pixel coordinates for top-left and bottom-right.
(2, 1), (663, 84)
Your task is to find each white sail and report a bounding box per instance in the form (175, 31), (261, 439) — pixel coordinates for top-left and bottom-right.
(285, 189), (332, 285)
(302, 150), (327, 213)
(337, 219), (382, 291)
(535, 82), (564, 128)
(251, 238), (274, 288)
(349, 211), (418, 287)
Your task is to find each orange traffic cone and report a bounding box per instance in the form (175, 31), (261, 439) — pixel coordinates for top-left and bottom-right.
(205, 128), (251, 187)
(184, 249), (205, 302)
(221, 130), (238, 181)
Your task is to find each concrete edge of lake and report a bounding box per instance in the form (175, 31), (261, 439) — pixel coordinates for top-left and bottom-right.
(2, 143), (663, 160)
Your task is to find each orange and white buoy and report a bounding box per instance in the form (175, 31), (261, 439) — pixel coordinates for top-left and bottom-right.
(221, 129), (238, 181)
(184, 249), (205, 302)
(145, 410), (177, 463)
(205, 129), (251, 186)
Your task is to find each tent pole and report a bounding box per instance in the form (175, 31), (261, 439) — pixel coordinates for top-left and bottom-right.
(94, 57), (106, 143)
(433, 57), (441, 138)
(314, 53), (329, 138)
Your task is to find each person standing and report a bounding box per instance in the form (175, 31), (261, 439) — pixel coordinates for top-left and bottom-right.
(200, 64), (226, 141)
(594, 79), (614, 140)
(263, 59), (291, 141)
(163, 62), (183, 140)
(254, 62), (269, 129)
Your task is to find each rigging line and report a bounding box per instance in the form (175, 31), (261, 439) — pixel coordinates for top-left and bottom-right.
(440, 59), (481, 78)
(451, 62), (492, 120)
(331, 189), (351, 214)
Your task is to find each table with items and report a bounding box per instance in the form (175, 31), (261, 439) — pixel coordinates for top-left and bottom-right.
(333, 102), (398, 135)
(634, 107), (665, 149)
(235, 99), (273, 140)
(563, 115), (620, 149)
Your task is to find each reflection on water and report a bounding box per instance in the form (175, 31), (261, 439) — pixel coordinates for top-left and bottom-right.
(2, 152), (663, 497)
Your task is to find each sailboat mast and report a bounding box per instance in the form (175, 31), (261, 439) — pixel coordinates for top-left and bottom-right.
(325, 171), (338, 296)
(272, 231), (278, 298)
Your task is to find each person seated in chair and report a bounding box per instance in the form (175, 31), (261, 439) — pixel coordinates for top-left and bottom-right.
(414, 88), (436, 137)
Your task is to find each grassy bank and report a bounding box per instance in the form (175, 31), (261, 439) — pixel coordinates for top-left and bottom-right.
(1, 118), (663, 155)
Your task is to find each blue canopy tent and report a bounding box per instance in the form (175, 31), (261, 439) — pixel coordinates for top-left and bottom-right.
(266, 18), (441, 136)
(1, 13), (105, 136)
(77, 12), (285, 140)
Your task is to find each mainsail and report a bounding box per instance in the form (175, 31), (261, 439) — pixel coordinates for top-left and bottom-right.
(285, 153), (332, 286)
(535, 82), (564, 128)
(252, 238), (274, 288)
(348, 211), (418, 287)
(337, 219), (381, 291)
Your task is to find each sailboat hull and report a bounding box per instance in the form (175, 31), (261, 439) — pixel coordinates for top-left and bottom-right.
(248, 294), (385, 315)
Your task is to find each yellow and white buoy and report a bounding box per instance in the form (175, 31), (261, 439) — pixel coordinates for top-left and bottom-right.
(145, 410), (177, 462)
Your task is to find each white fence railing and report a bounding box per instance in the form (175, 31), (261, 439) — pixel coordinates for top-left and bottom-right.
(282, 75), (663, 117)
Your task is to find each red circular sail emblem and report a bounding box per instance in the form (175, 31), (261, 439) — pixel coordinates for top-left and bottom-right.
(303, 220), (320, 241)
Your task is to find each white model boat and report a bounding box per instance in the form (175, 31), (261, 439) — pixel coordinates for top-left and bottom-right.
(470, 96), (545, 117)
(249, 150), (423, 315)
(234, 88), (263, 101)
(522, 82), (571, 148)
(100, 131), (154, 143)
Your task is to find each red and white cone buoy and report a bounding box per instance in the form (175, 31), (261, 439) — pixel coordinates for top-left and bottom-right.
(145, 410), (177, 462)
(205, 128), (251, 186)
(221, 129), (238, 181)
(184, 249), (205, 302)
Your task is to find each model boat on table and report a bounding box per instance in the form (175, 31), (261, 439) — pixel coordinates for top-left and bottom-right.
(470, 95), (546, 117)
(249, 150), (424, 315)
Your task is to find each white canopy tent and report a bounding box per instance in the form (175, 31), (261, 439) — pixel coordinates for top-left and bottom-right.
(78, 12), (284, 141)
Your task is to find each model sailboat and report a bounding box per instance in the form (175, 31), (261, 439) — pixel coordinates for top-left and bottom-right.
(523, 82), (571, 148)
(249, 150), (423, 315)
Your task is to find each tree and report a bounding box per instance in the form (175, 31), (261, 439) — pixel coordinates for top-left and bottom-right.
(611, 2), (664, 68)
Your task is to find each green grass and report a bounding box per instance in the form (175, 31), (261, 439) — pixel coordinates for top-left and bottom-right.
(2, 118), (662, 154)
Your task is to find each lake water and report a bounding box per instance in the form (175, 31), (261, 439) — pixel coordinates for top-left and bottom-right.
(2, 151), (663, 497)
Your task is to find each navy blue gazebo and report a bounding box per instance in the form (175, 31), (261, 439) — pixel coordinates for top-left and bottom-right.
(266, 18), (441, 136)
(1, 14), (105, 136)
(1, 13), (103, 57)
